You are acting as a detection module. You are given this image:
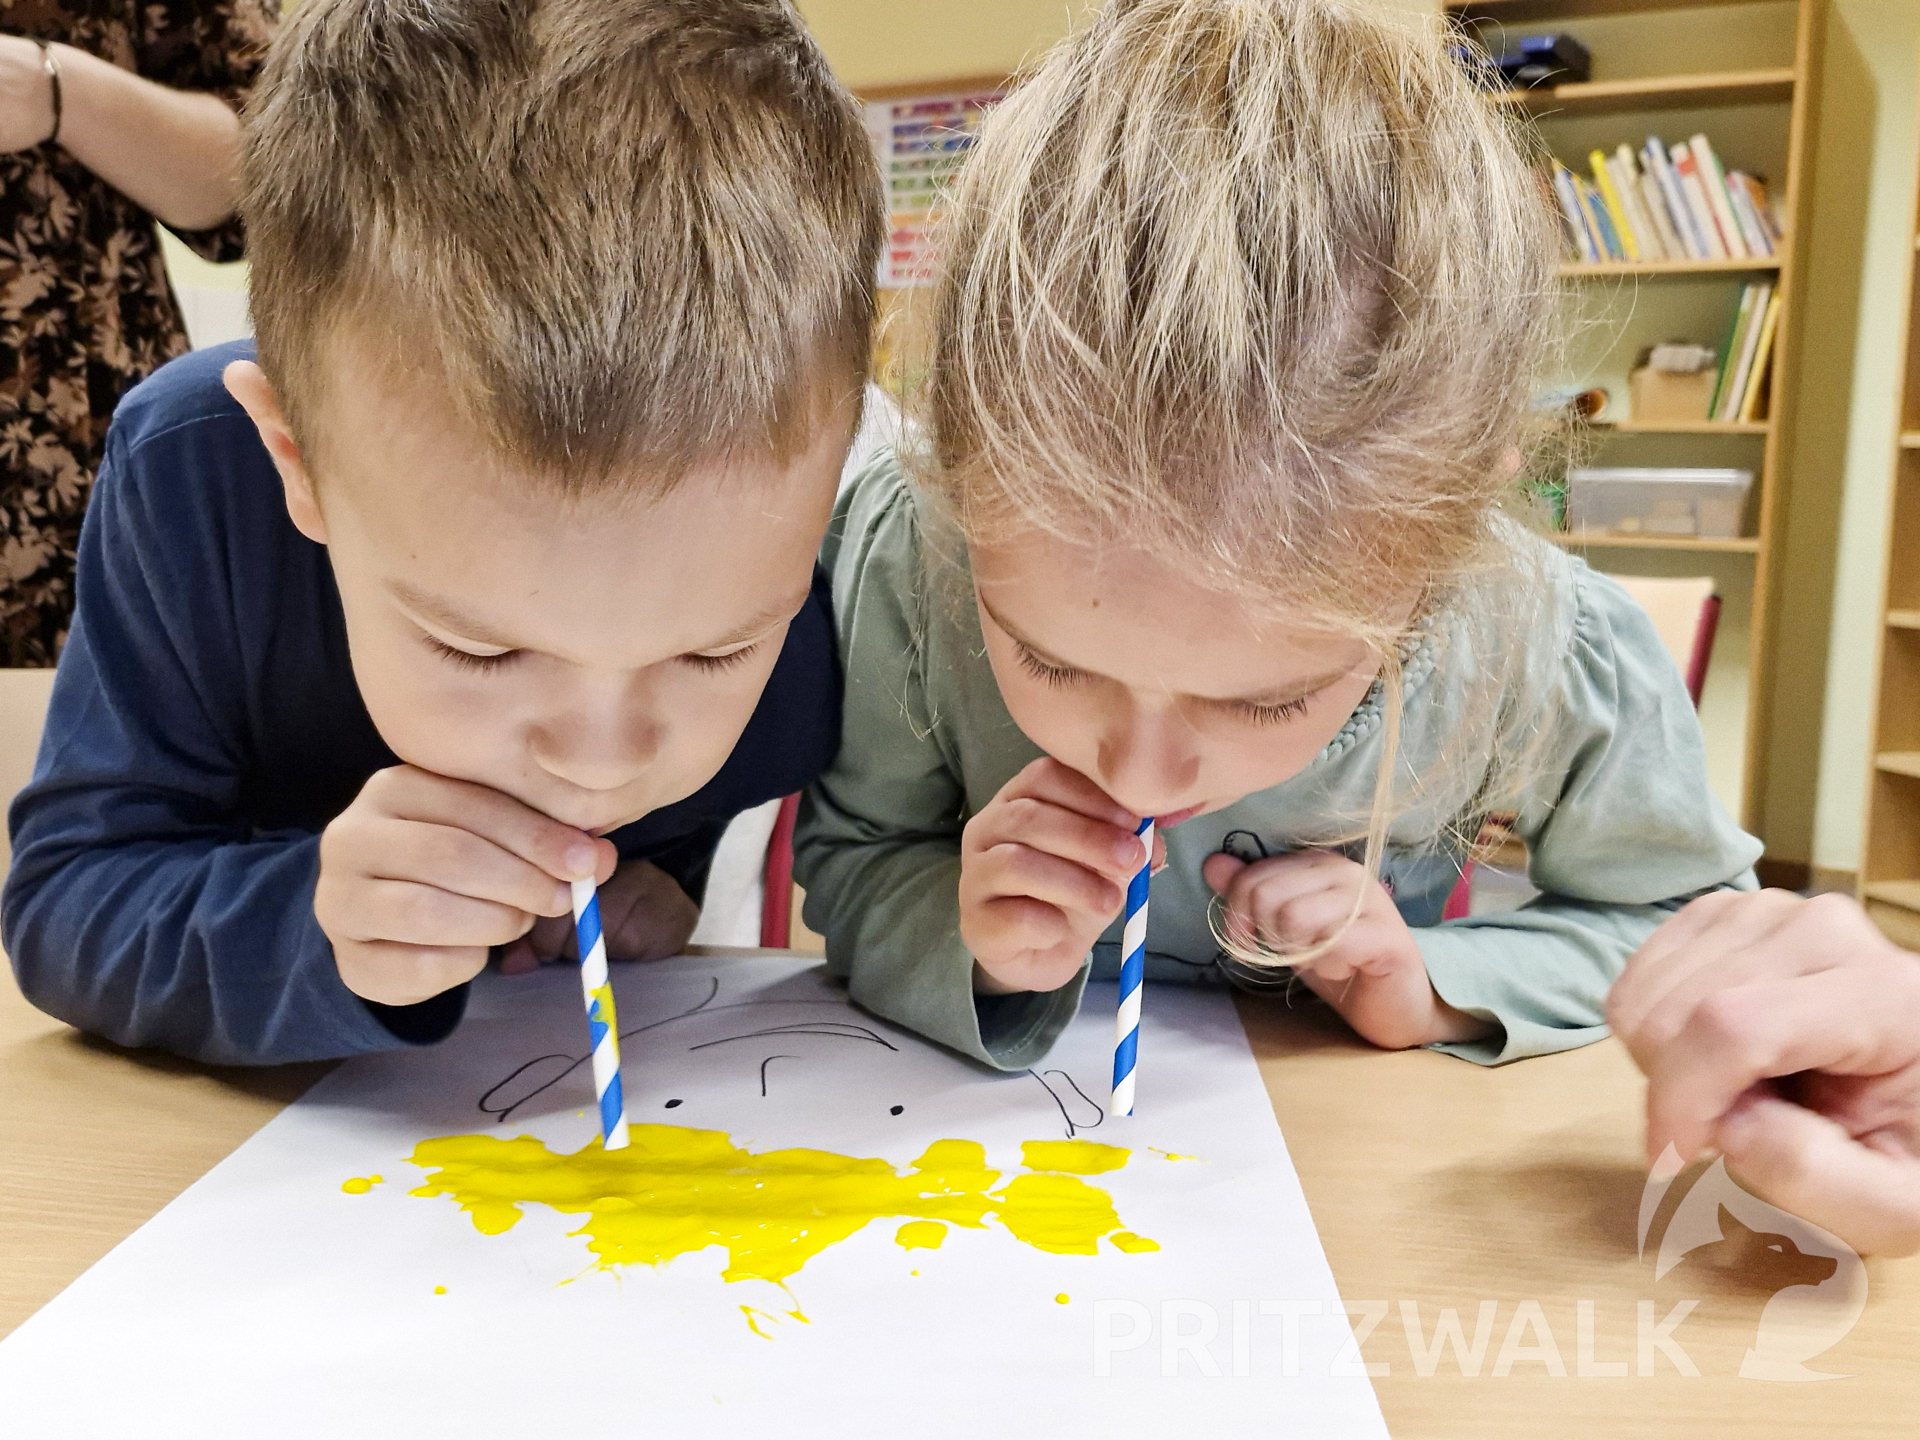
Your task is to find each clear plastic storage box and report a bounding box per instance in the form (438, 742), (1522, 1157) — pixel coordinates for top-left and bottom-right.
(1566, 467), (1754, 540)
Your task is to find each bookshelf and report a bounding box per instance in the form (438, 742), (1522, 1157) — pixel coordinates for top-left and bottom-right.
(1447, 0), (1818, 840)
(1857, 49), (1920, 950)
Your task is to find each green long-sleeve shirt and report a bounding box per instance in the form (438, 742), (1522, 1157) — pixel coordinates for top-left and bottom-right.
(794, 450), (1761, 1070)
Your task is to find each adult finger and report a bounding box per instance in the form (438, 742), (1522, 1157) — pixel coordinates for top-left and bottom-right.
(1644, 960), (1920, 1163)
(1608, 888), (1801, 1038)
(1716, 1092), (1920, 1258)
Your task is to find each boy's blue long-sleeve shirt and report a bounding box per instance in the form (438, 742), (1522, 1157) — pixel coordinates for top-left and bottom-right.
(2, 343), (841, 1066)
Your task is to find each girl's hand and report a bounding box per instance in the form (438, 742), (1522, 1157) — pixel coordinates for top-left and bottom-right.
(497, 858), (700, 974)
(1201, 849), (1490, 1050)
(960, 758), (1162, 995)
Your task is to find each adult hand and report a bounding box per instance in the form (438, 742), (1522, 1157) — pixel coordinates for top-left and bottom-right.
(1608, 890), (1920, 1256)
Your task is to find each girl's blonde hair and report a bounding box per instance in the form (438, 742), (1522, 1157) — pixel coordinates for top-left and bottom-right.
(919, 0), (1562, 971)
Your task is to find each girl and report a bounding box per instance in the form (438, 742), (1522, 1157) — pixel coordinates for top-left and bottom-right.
(794, 0), (1760, 1071)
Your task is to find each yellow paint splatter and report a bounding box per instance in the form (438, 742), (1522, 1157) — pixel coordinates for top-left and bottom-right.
(341, 1174), (382, 1194)
(406, 1125), (1153, 1288)
(1110, 1231), (1160, 1253)
(1148, 1147), (1199, 1162)
(433, 1285), (446, 1295)
(1055, 1293), (1070, 1305)
(1021, 1140), (1130, 1175)
(896, 1220), (946, 1250)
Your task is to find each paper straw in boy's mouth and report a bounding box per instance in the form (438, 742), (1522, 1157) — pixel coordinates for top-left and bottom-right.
(571, 877), (630, 1150)
(1110, 817), (1154, 1117)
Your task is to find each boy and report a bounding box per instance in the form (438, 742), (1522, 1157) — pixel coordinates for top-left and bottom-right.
(2, 0), (882, 1065)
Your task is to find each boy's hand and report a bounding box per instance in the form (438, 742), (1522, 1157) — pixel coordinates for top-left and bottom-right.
(1202, 849), (1490, 1050)
(960, 758), (1161, 995)
(497, 858), (699, 973)
(316, 765), (617, 1007)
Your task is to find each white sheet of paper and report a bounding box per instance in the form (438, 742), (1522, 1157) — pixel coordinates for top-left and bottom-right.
(0, 955), (1387, 1437)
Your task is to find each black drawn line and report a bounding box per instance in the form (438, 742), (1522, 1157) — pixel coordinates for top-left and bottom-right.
(688, 1021), (899, 1053)
(477, 976), (909, 1122)
(759, 1055), (797, 1097)
(1027, 1067), (1106, 1139)
(480, 975), (723, 1123)
(1043, 1068), (1105, 1134)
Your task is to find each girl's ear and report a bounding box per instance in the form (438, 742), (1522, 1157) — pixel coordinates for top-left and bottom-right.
(223, 360), (328, 545)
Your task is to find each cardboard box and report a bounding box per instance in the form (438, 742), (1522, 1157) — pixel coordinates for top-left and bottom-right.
(1629, 365), (1715, 424)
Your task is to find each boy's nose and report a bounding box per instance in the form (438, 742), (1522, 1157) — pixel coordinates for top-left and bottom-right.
(1094, 719), (1201, 817)
(528, 701), (662, 794)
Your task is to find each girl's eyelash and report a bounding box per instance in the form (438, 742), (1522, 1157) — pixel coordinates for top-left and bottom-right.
(425, 635), (519, 672)
(1014, 642), (1081, 688)
(683, 643), (760, 673)
(1234, 695), (1312, 726)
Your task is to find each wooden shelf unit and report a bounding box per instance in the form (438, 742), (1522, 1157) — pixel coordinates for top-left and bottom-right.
(1862, 83), (1920, 943)
(1448, 0), (1819, 839)
(1858, 50), (1920, 944)
(1558, 256), (1784, 278)
(1492, 66), (1794, 118)
(1591, 419), (1771, 435)
(1550, 532), (1762, 554)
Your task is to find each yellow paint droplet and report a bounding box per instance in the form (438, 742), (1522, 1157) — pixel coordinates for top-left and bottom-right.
(407, 1126), (1152, 1287)
(1109, 1231), (1160, 1253)
(1149, 1147), (1199, 1162)
(341, 1175), (382, 1195)
(433, 1285), (446, 1295)
(1021, 1140), (1130, 1174)
(895, 1220), (947, 1251)
(1055, 1292), (1070, 1305)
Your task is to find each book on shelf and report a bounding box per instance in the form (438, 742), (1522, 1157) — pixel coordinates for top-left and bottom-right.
(1689, 134), (1750, 260)
(1548, 134), (1784, 267)
(1692, 280), (1778, 423)
(1737, 288), (1783, 423)
(1719, 281), (1773, 420)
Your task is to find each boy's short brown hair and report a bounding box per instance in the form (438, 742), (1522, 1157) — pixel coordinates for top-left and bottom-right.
(241, 0), (882, 489)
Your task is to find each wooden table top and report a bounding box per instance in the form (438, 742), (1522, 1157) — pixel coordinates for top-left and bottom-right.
(4, 951), (1915, 1435)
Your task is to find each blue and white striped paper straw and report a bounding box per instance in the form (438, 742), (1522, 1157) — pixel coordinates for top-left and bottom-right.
(571, 877), (630, 1151)
(1110, 817), (1154, 1117)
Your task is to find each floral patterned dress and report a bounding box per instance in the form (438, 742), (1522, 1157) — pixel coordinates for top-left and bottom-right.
(0, 0), (276, 665)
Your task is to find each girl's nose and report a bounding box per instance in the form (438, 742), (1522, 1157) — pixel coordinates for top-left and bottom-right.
(1094, 715), (1200, 816)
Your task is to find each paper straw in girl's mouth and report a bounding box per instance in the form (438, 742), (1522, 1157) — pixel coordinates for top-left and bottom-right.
(1110, 817), (1154, 1117)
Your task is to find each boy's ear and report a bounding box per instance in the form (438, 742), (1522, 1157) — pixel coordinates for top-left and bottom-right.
(223, 360), (328, 546)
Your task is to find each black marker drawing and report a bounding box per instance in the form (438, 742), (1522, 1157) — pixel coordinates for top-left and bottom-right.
(1028, 1068), (1105, 1139)
(479, 976), (900, 1122)
(477, 972), (1104, 1145)
(758, 1055), (797, 1097)
(688, 1021), (898, 1055)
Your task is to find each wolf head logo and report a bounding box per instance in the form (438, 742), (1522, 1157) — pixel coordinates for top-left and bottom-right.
(1639, 1145), (1867, 1382)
